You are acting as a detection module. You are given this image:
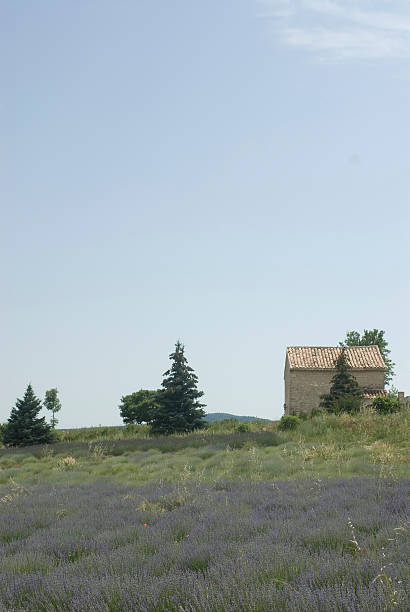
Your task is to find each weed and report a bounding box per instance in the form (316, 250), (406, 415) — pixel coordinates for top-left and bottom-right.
(248, 446), (262, 481)
(88, 441), (113, 461)
(0, 478), (30, 504)
(40, 445), (55, 460)
(56, 456), (76, 470)
(56, 508), (68, 519)
(301, 443), (339, 462)
(347, 517), (362, 553)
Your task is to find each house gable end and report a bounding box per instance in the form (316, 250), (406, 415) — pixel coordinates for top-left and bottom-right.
(284, 345), (386, 416)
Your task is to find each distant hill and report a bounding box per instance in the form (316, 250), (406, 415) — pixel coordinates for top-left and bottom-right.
(204, 413), (271, 423)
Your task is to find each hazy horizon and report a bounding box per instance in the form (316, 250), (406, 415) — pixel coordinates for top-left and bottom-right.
(2, 1), (409, 428)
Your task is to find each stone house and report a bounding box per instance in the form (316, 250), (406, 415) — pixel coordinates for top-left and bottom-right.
(284, 346), (386, 416)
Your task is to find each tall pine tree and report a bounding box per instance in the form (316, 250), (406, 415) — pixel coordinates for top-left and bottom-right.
(3, 384), (53, 447)
(151, 341), (206, 435)
(320, 349), (362, 413)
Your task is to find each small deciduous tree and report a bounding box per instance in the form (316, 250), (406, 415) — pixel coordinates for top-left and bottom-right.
(3, 384), (53, 447)
(151, 341), (206, 435)
(340, 329), (395, 386)
(320, 349), (362, 414)
(372, 396), (401, 414)
(44, 388), (62, 428)
(119, 389), (159, 425)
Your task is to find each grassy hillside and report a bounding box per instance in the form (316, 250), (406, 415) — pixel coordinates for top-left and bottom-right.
(204, 413), (270, 422)
(0, 407), (408, 611)
(0, 407), (408, 486)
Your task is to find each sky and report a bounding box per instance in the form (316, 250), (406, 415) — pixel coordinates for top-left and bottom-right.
(1, 0), (409, 427)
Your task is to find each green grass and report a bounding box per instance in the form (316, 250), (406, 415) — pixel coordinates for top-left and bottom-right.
(0, 408), (408, 490)
(56, 423), (151, 442)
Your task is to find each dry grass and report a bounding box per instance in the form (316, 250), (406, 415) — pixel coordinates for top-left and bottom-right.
(365, 441), (402, 464)
(56, 456), (77, 470)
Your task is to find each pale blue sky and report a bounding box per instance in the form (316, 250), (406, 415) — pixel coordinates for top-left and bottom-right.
(1, 1), (409, 427)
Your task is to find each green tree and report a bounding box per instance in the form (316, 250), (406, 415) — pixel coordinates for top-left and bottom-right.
(151, 341), (206, 435)
(119, 389), (159, 425)
(44, 388), (62, 428)
(340, 329), (395, 385)
(278, 415), (300, 431)
(372, 396), (401, 414)
(2, 384), (53, 447)
(320, 349), (362, 414)
(0, 423), (7, 443)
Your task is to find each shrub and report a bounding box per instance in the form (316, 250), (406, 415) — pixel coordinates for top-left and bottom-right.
(278, 415), (300, 431)
(333, 394), (362, 415)
(298, 411), (308, 421)
(310, 408), (323, 418)
(372, 396), (401, 414)
(0, 479), (408, 611)
(236, 422), (250, 433)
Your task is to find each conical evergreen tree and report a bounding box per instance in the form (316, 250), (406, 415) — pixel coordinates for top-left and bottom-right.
(151, 341), (206, 435)
(320, 349), (362, 413)
(2, 384), (53, 447)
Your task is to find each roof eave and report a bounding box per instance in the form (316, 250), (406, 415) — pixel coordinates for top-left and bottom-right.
(289, 367), (386, 372)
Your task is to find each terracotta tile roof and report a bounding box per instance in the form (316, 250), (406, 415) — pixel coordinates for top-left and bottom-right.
(363, 389), (388, 399)
(286, 346), (386, 370)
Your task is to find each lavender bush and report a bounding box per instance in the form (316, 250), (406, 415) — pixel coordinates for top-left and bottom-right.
(0, 431), (281, 458)
(0, 478), (408, 611)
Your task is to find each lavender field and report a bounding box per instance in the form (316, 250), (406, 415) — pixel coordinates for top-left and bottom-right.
(0, 477), (408, 611)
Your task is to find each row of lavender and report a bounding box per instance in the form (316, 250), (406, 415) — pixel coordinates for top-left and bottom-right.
(0, 478), (408, 611)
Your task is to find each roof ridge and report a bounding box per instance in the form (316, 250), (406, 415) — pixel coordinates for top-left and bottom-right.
(286, 345), (380, 348)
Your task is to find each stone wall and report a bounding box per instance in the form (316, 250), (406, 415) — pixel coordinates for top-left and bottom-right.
(284, 357), (291, 412)
(284, 368), (385, 415)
